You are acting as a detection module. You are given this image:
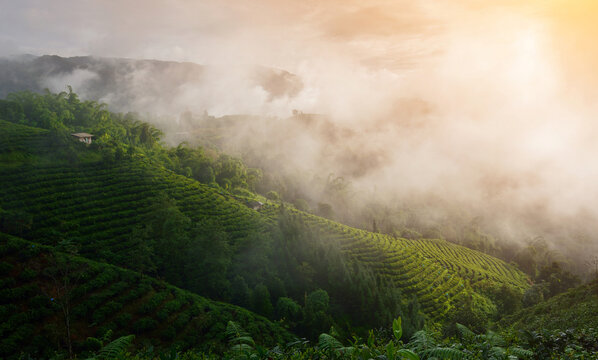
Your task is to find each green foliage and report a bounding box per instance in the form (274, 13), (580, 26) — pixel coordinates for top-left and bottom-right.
(451, 323), (537, 360)
(83, 337), (103, 352)
(230, 276), (251, 309)
(402, 296), (426, 341)
(0, 99), (25, 124)
(393, 316), (403, 341)
(302, 289), (332, 338)
(266, 190), (280, 201)
(522, 282), (549, 307)
(281, 207), (528, 330)
(293, 198), (309, 212)
(251, 284), (274, 318)
(111, 316), (543, 360)
(0, 89), (549, 359)
(317, 332), (343, 353)
(521, 328), (597, 359)
(92, 334), (135, 360)
(316, 202), (334, 219)
(1, 112), (526, 340)
(0, 233), (292, 358)
(501, 280), (598, 334)
(480, 283), (523, 317)
(444, 292), (495, 336)
(226, 321), (255, 354)
(275, 297), (301, 324)
(421, 347), (467, 359)
(537, 261), (580, 298)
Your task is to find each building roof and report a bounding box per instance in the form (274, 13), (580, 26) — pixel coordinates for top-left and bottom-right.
(71, 132), (94, 138)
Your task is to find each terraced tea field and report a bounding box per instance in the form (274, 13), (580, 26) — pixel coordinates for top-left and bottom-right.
(0, 159), (265, 266)
(265, 208), (529, 319)
(0, 233), (291, 358)
(0, 120), (529, 323)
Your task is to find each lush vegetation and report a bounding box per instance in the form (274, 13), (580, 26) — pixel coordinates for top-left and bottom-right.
(275, 208), (528, 327)
(0, 90), (596, 359)
(23, 314), (598, 360)
(500, 279), (598, 332)
(0, 233), (291, 359)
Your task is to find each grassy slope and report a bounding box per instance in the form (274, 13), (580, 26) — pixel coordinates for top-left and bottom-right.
(0, 120), (529, 322)
(500, 280), (598, 332)
(0, 120), (50, 164)
(0, 120), (49, 150)
(0, 159), (265, 265)
(260, 206), (529, 319)
(0, 232), (292, 358)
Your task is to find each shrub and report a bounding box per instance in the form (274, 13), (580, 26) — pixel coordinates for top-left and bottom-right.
(174, 312), (190, 331)
(523, 283), (549, 307)
(19, 267), (38, 281)
(266, 191), (280, 201)
(276, 297), (302, 323)
(293, 198), (310, 212)
(114, 313), (132, 328)
(134, 317), (158, 333)
(161, 326), (176, 341)
(82, 337), (102, 352)
(93, 301), (122, 324)
(0, 261), (13, 275)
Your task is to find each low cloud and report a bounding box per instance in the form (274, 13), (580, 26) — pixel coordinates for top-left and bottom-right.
(2, 0), (598, 272)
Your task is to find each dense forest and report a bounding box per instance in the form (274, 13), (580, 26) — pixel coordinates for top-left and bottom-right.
(0, 90), (597, 359)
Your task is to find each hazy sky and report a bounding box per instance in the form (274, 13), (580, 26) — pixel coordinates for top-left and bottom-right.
(2, 1), (597, 87)
(0, 1), (544, 67)
(0, 0), (433, 65)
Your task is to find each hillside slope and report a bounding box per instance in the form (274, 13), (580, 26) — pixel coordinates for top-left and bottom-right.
(281, 208), (529, 319)
(0, 155), (265, 266)
(0, 55), (303, 113)
(500, 279), (598, 332)
(0, 232), (292, 359)
(0, 118), (529, 327)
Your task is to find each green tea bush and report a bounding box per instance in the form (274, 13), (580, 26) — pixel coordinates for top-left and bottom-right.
(134, 317), (158, 333)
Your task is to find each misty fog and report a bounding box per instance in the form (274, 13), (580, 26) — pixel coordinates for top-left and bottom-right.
(2, 0), (598, 274)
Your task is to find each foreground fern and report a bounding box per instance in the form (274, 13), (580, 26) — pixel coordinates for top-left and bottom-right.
(226, 321), (256, 354)
(451, 323), (533, 360)
(87, 334), (135, 360)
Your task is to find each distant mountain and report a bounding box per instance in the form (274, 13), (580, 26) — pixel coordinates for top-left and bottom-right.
(0, 54), (303, 114)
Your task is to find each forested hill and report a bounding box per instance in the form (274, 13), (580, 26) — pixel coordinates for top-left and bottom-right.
(500, 279), (598, 332)
(0, 90), (530, 357)
(0, 54), (303, 113)
(0, 232), (292, 357)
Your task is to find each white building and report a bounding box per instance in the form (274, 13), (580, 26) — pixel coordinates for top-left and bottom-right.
(71, 132), (94, 144)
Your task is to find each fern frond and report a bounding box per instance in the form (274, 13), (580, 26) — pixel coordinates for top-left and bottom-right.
(508, 347), (534, 359)
(396, 348), (420, 360)
(484, 330), (506, 347)
(488, 346), (506, 359)
(318, 333), (343, 352)
(422, 347), (469, 360)
(97, 335), (135, 360)
(226, 321), (256, 354)
(456, 323), (475, 342)
(226, 321), (249, 339)
(410, 330), (437, 353)
(230, 343), (255, 352)
(233, 336), (255, 346)
(338, 346), (356, 355)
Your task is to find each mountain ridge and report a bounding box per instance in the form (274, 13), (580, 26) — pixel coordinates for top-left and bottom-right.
(0, 54), (304, 114)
